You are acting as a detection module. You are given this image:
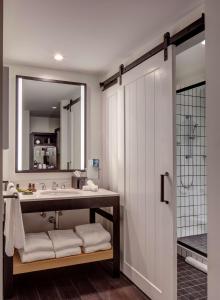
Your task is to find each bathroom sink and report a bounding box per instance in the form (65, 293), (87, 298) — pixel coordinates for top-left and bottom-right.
(39, 189), (79, 197)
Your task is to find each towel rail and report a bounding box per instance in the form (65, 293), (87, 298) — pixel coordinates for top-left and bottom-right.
(3, 194), (18, 199)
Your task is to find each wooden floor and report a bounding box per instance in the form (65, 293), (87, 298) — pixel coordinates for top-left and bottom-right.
(7, 261), (150, 300)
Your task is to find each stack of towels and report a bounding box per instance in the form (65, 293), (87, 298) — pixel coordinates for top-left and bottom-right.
(18, 232), (55, 263)
(48, 229), (82, 258)
(75, 223), (111, 254)
(18, 224), (111, 263)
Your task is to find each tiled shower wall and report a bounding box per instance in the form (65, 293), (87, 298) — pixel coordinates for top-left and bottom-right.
(176, 82), (207, 238)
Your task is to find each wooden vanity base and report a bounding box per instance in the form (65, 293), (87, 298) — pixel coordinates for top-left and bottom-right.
(13, 249), (113, 275)
(3, 192), (120, 299)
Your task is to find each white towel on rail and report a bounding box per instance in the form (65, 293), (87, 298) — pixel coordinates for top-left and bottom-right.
(24, 232), (54, 253)
(83, 242), (111, 254)
(55, 246), (81, 258)
(18, 249), (55, 263)
(4, 184), (25, 257)
(48, 229), (82, 251)
(75, 223), (111, 247)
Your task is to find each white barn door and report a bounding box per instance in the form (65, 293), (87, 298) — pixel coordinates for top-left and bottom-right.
(122, 47), (176, 300)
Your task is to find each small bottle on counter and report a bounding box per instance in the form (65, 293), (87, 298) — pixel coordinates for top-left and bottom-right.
(32, 184), (36, 192)
(28, 183), (32, 191)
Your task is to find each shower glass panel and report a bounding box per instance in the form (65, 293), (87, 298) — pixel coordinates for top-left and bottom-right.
(176, 82), (207, 250)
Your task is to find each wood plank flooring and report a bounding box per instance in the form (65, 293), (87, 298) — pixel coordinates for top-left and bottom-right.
(7, 261), (150, 300)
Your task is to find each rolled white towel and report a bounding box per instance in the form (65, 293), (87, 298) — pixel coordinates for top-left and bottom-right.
(55, 247), (81, 258)
(18, 249), (55, 263)
(185, 256), (208, 273)
(83, 242), (111, 254)
(48, 229), (82, 251)
(24, 232), (53, 253)
(87, 180), (96, 188)
(75, 223), (111, 247)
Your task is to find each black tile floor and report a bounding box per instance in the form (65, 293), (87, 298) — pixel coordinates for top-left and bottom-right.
(178, 234), (207, 256)
(177, 255), (207, 300)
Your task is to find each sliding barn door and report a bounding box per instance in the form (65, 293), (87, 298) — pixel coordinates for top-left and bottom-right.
(123, 47), (176, 300)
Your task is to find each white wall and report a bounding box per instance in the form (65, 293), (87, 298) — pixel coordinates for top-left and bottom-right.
(30, 116), (59, 133)
(3, 64), (102, 231)
(206, 0), (220, 298)
(101, 5), (204, 82)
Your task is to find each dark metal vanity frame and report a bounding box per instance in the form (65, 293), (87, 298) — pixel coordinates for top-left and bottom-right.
(3, 194), (120, 299)
(15, 75), (87, 173)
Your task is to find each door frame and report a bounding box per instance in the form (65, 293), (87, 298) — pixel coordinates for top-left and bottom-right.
(0, 0), (4, 298)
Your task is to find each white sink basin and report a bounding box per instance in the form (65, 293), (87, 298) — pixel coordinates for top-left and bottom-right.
(39, 189), (79, 197)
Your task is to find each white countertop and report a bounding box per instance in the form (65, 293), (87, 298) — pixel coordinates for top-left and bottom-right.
(4, 188), (119, 202)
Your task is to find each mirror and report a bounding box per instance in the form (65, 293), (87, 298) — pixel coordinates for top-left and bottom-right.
(16, 76), (86, 172)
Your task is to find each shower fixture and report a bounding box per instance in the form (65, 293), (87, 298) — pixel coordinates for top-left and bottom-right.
(179, 114), (199, 188)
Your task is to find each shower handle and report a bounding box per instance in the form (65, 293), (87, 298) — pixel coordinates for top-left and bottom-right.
(160, 172), (169, 204)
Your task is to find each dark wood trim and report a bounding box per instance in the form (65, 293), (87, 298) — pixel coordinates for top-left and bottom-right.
(19, 195), (119, 213)
(15, 75), (87, 173)
(15, 75), (86, 87)
(93, 208), (114, 222)
(176, 81), (206, 94)
(100, 14), (205, 90)
(14, 169), (85, 173)
(63, 97), (80, 111)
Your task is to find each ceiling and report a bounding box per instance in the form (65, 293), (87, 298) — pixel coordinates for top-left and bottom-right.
(22, 79), (81, 117)
(176, 41), (205, 85)
(4, 0), (203, 74)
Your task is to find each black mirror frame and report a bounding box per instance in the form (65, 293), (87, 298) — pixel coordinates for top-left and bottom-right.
(15, 75), (87, 173)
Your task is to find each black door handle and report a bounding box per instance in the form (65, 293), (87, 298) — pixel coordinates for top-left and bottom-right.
(161, 172), (169, 204)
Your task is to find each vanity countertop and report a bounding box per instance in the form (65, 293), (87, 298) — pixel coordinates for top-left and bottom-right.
(4, 188), (119, 202)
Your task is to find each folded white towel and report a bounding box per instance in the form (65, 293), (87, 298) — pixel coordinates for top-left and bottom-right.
(83, 242), (111, 254)
(55, 247), (81, 258)
(82, 179), (98, 192)
(87, 180), (97, 188)
(82, 185), (98, 192)
(48, 229), (82, 251)
(18, 249), (55, 263)
(4, 185), (25, 257)
(75, 223), (111, 247)
(24, 232), (54, 253)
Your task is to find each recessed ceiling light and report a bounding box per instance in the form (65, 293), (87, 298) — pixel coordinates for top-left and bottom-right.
(201, 40), (205, 45)
(52, 106), (57, 109)
(54, 53), (64, 61)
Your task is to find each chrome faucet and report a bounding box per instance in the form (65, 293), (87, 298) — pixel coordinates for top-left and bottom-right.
(51, 181), (58, 190)
(40, 183), (46, 190)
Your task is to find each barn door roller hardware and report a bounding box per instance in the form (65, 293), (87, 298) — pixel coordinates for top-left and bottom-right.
(163, 32), (170, 61)
(100, 13), (205, 91)
(118, 64), (124, 85)
(63, 97), (80, 112)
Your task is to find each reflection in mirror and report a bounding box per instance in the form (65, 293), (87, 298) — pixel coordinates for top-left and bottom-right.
(16, 76), (86, 172)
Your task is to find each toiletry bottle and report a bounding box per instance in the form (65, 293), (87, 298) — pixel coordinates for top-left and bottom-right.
(28, 183), (32, 191)
(16, 184), (20, 192)
(32, 184), (36, 192)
